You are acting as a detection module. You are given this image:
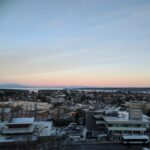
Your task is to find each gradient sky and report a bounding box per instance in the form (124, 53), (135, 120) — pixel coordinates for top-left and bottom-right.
(0, 0), (150, 87)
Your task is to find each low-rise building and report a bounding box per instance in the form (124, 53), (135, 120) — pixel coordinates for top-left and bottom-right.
(125, 101), (146, 110)
(86, 109), (150, 137)
(102, 110), (149, 135)
(0, 117), (53, 145)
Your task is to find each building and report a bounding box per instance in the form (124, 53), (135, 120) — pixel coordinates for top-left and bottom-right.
(0, 108), (11, 122)
(94, 110), (150, 135)
(85, 110), (150, 138)
(125, 101), (146, 110)
(0, 117), (52, 145)
(2, 118), (35, 135)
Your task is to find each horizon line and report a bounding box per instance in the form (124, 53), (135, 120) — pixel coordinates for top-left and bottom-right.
(0, 83), (150, 89)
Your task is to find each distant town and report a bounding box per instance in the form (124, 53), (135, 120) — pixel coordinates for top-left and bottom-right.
(1, 0), (150, 149)
(0, 88), (150, 149)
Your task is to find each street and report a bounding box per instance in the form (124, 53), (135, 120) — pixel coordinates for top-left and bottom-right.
(50, 143), (148, 150)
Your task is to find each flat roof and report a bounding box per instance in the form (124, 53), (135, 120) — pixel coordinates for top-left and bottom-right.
(6, 118), (34, 125)
(0, 108), (11, 113)
(103, 111), (150, 124)
(35, 121), (52, 137)
(123, 135), (149, 139)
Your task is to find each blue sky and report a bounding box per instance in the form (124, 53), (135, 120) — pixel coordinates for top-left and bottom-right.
(0, 0), (150, 87)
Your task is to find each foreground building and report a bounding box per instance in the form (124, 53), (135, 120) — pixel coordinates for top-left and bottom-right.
(0, 117), (52, 145)
(102, 110), (149, 135)
(86, 109), (150, 137)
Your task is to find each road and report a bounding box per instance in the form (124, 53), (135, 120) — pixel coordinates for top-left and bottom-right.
(50, 143), (148, 150)
(0, 143), (148, 150)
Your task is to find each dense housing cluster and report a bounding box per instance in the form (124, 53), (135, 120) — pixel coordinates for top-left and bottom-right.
(0, 88), (150, 149)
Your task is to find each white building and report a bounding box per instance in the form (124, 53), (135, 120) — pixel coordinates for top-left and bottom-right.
(0, 117), (53, 145)
(94, 110), (150, 135)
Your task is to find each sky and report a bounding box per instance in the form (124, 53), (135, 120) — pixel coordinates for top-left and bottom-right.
(0, 0), (150, 87)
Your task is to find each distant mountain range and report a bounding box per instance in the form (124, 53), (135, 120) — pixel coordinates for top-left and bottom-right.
(0, 83), (85, 89)
(0, 84), (30, 89)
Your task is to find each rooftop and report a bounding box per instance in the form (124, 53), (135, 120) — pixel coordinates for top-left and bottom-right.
(6, 118), (34, 125)
(103, 111), (150, 124)
(0, 108), (11, 113)
(123, 135), (149, 139)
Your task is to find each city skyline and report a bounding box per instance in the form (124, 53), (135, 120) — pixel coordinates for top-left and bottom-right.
(0, 0), (150, 87)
